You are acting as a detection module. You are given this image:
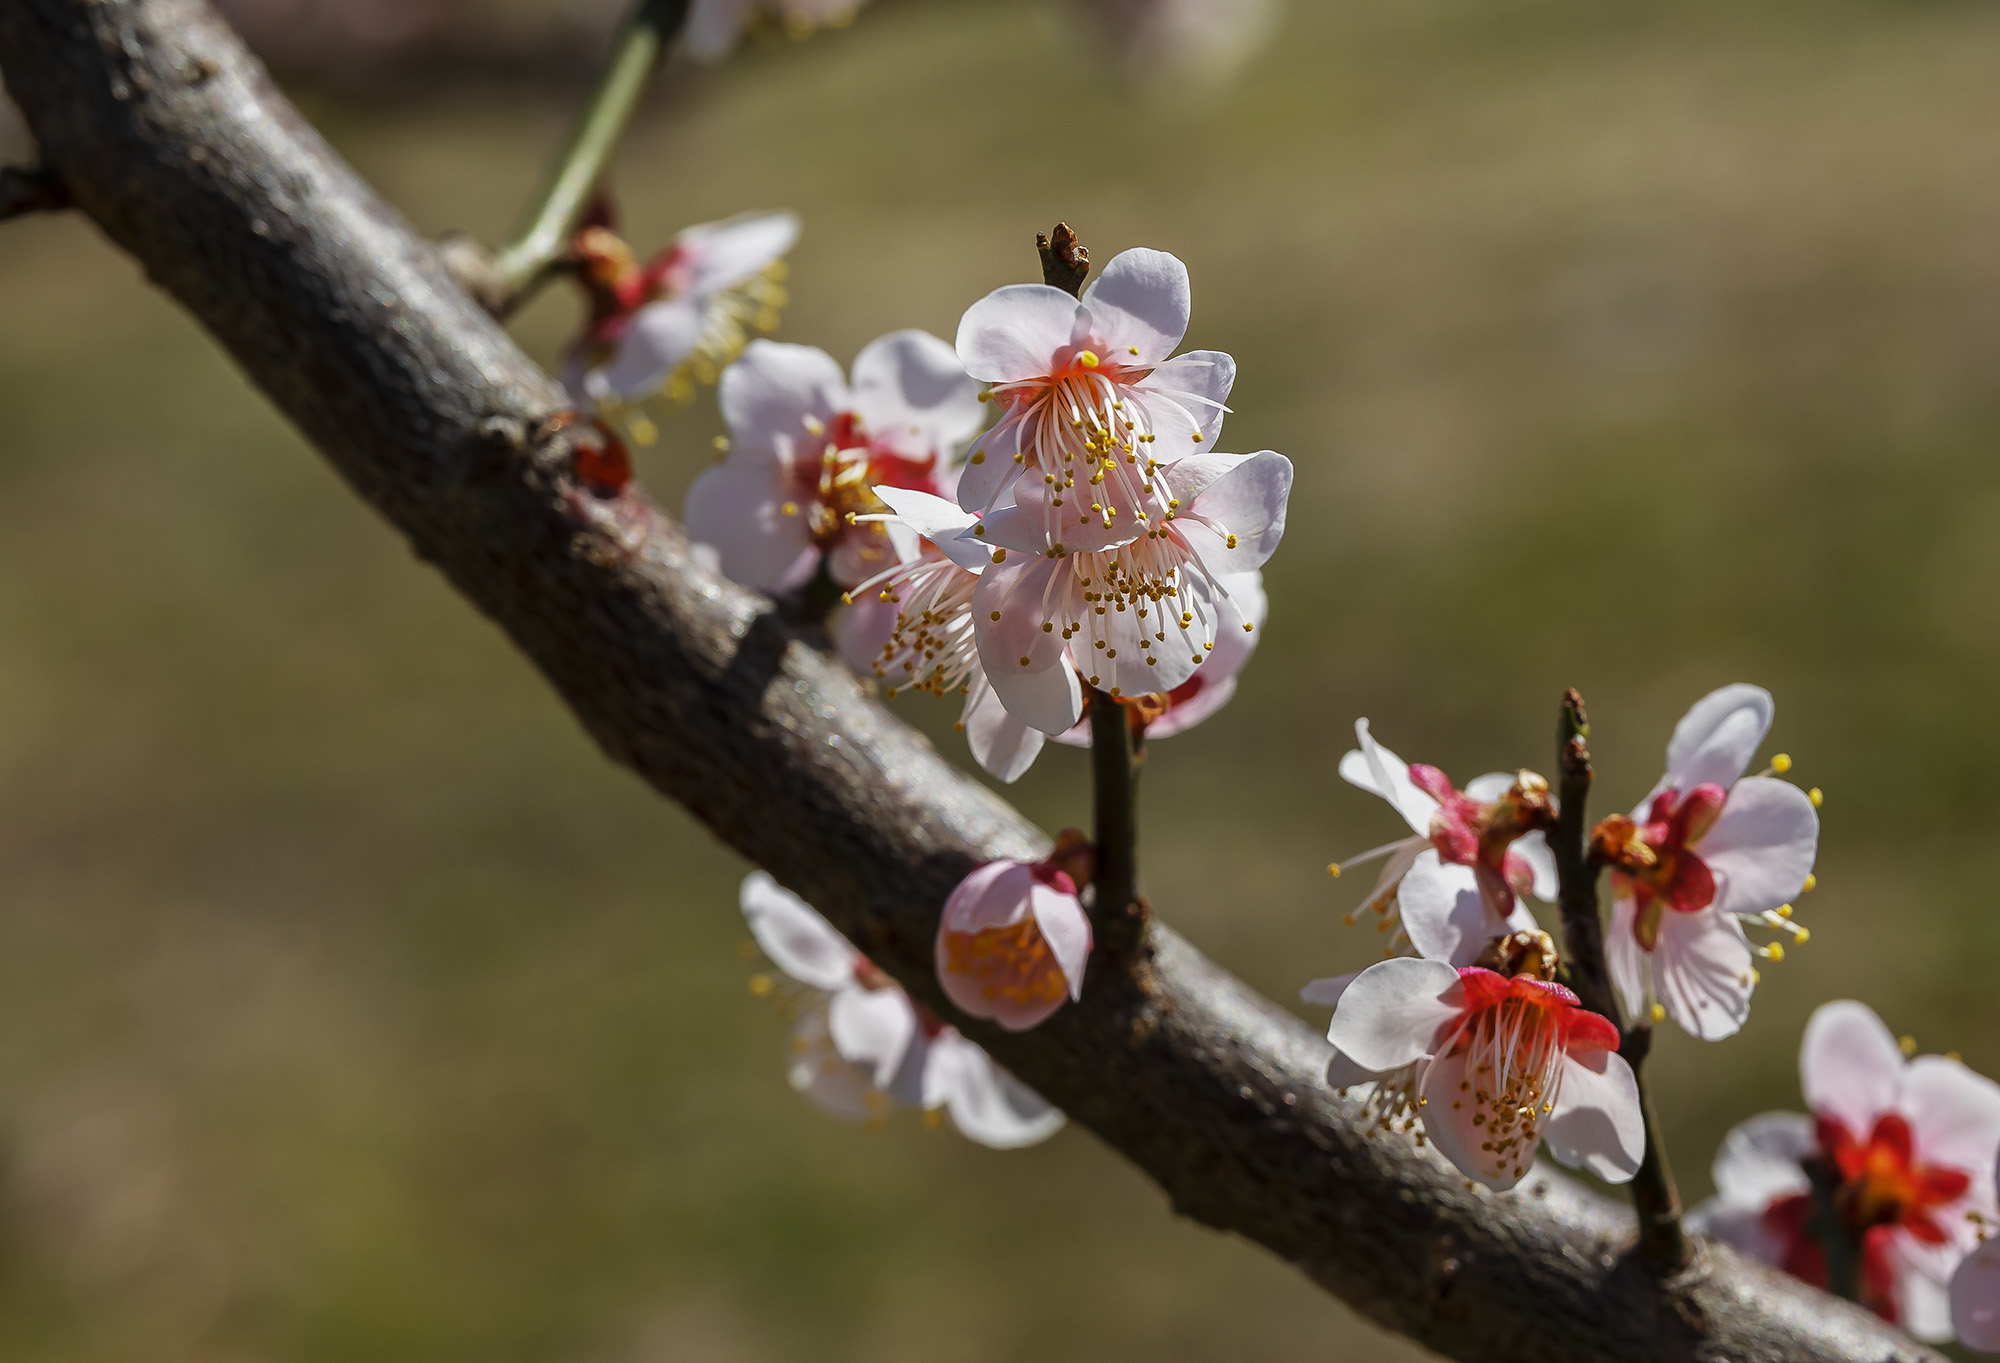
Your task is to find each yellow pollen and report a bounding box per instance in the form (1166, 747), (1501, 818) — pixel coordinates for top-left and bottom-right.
(990, 610), (1001, 621)
(1327, 862), (1342, 878)
(1802, 873), (1817, 893)
(1771, 753), (1793, 774)
(992, 548), (1007, 563)
(1900, 1035), (1919, 1057)
(713, 435), (731, 451)
(1809, 787), (1824, 807)
(1650, 1003), (1666, 1023)
(970, 450), (986, 464)
(748, 973), (774, 998)
(940, 918), (1068, 1009)
(1079, 350), (1100, 369)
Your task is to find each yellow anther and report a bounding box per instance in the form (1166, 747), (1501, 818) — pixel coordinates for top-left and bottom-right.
(1809, 787), (1824, 807)
(713, 435), (731, 451)
(1771, 753), (1793, 774)
(990, 610), (1001, 621)
(1650, 1003), (1666, 1023)
(1794, 927), (1810, 944)
(1079, 350), (1100, 368)
(1127, 346), (1139, 355)
(748, 973), (774, 998)
(840, 591), (853, 605)
(1776, 903), (1793, 918)
(1018, 656), (1030, 667)
(1225, 534), (1239, 549)
(992, 548), (1007, 563)
(1802, 873), (1817, 893)
(970, 450), (985, 464)
(1900, 1035), (1919, 1057)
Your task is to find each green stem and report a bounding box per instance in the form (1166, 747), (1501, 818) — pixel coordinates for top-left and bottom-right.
(1549, 689), (1689, 1269)
(489, 0), (691, 311)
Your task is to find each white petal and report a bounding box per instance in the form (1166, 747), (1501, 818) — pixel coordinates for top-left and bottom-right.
(1337, 718), (1439, 834)
(961, 676), (1046, 784)
(1079, 247), (1191, 366)
(1707, 1110), (1816, 1208)
(1324, 957), (1464, 1071)
(1663, 683), (1774, 791)
(849, 328), (985, 459)
(587, 297), (704, 402)
(1418, 1048), (1528, 1190)
(1893, 1243), (1957, 1344)
(787, 1000), (873, 1121)
(740, 871), (855, 990)
(1901, 1055), (2000, 1186)
(1030, 881), (1094, 1000)
(966, 499), (1047, 555)
(680, 211), (799, 294)
(1544, 1048), (1644, 1185)
(954, 418), (1022, 513)
(1699, 777), (1819, 918)
(684, 458), (818, 592)
(1654, 908), (1755, 1041)
(1511, 830), (1560, 903)
(834, 591), (898, 675)
(1687, 1200), (1791, 1267)
(828, 984), (920, 1089)
(717, 339), (848, 457)
(1135, 349), (1237, 448)
(955, 284), (1082, 383)
(928, 1031), (1066, 1149)
(972, 561), (1083, 734)
(1801, 1000), (1905, 1137)
(870, 486), (992, 572)
(1397, 851), (1503, 968)
(1325, 1049), (1386, 1090)
(1605, 894), (1650, 1023)
(1180, 450), (1293, 572)
(1462, 772), (1515, 802)
(1952, 1238), (2000, 1351)
(1299, 972), (1359, 1007)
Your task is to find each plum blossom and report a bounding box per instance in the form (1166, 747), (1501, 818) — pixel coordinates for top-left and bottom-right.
(1955, 1187), (2000, 1351)
(564, 212), (798, 424)
(953, 247), (1237, 553)
(687, 334), (982, 592)
(1688, 1001), (2000, 1341)
(936, 852), (1093, 1031)
(839, 488), (1081, 784)
(1322, 719), (1556, 966)
(683, 0), (866, 61)
(965, 448), (1291, 730)
(1321, 929), (1643, 1190)
(1051, 570), (1267, 747)
(1597, 684), (1819, 1041)
(739, 871), (1064, 1148)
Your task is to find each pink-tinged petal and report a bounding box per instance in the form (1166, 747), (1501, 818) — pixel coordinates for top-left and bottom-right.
(680, 211), (799, 294)
(954, 418), (1023, 513)
(936, 860), (1081, 1031)
(1417, 1047), (1529, 1190)
(1300, 972), (1359, 1008)
(1686, 1200), (1792, 1268)
(1030, 882), (1094, 1000)
(1698, 776), (1819, 918)
(1952, 1238), (2000, 1351)
(869, 486), (991, 572)
(1325, 1048), (1386, 1090)
(1085, 573), (1213, 698)
(717, 339), (848, 458)
(924, 1031), (1065, 1148)
(827, 983), (920, 1089)
(1654, 908), (1755, 1041)
(849, 328), (985, 459)
(586, 297), (703, 402)
(1801, 1000), (1906, 1136)
(961, 677), (1046, 784)
(1663, 683), (1775, 792)
(1544, 1048), (1644, 1185)
(1135, 349), (1236, 449)
(739, 871), (855, 990)
(955, 284), (1083, 383)
(980, 646), (1084, 739)
(967, 499), (1047, 555)
(1511, 830), (1560, 903)
(826, 531), (898, 589)
(834, 591), (899, 675)
(1337, 718), (1441, 834)
(786, 1002), (876, 1121)
(1079, 247), (1191, 365)
(1324, 957), (1465, 1071)
(1891, 1242), (1956, 1344)
(1397, 851), (1504, 967)
(971, 558), (1080, 730)
(1178, 450), (1293, 573)
(1605, 894), (1651, 1022)
(1707, 1110), (1816, 1209)
(1901, 1055), (2000, 1190)
(684, 458), (818, 592)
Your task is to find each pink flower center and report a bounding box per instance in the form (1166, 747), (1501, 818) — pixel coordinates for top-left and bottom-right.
(1408, 764), (1549, 910)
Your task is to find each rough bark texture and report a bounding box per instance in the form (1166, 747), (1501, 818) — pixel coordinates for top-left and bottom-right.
(0, 4), (1944, 1360)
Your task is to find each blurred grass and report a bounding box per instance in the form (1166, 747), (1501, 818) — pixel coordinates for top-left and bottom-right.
(4, 0), (2000, 1357)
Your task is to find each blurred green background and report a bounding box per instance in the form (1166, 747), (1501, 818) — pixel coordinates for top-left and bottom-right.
(5, 0), (2000, 1358)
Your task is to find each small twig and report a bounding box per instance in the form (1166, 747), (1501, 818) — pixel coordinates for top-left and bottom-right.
(486, 0), (691, 313)
(0, 164), (68, 221)
(1037, 222), (1090, 295)
(1549, 688), (1689, 1269)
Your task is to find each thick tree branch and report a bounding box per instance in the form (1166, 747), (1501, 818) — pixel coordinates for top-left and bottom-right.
(0, 4), (1941, 1359)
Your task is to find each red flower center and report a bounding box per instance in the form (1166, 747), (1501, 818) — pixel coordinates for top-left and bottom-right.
(1611, 784), (1726, 948)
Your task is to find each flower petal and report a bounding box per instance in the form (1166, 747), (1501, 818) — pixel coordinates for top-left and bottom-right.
(1900, 1055), (2000, 1191)
(740, 871), (855, 990)
(1893, 1242), (1957, 1344)
(1030, 881), (1094, 1000)
(1177, 450), (1293, 573)
(786, 1001), (876, 1121)
(1952, 1237), (2000, 1351)
(587, 297), (704, 402)
(1325, 1049), (1386, 1091)
(679, 211), (799, 294)
(961, 676), (1046, 784)
(718, 339), (849, 458)
(971, 558), (1083, 732)
(870, 486), (992, 572)
(1686, 1199), (1793, 1268)
(1337, 718), (1440, 835)
(1299, 971), (1359, 1008)
(1654, 908), (1756, 1041)
(1398, 851), (1506, 967)
(1080, 247), (1191, 366)
(1544, 1048), (1644, 1185)
(849, 328), (984, 460)
(926, 1030), (1066, 1149)
(1324, 956), (1464, 1071)
(828, 983), (920, 1089)
(1418, 1047), (1529, 1190)
(1605, 893), (1651, 1022)
(684, 457), (818, 592)
(1707, 1110), (1816, 1208)
(835, 590), (899, 675)
(1461, 773), (1515, 802)
(1135, 348), (1236, 453)
(1699, 776), (1819, 918)
(1801, 1000), (1905, 1137)
(955, 284), (1083, 383)
(1662, 683), (1775, 793)
(1511, 830), (1560, 903)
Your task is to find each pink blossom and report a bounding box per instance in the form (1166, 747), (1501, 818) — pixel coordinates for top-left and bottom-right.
(1321, 931), (1642, 1190)
(953, 247), (1237, 553)
(1600, 684), (1819, 1041)
(564, 212), (798, 418)
(739, 872), (1064, 1148)
(936, 858), (1093, 1032)
(1689, 1001), (2000, 1342)
(1326, 719), (1556, 965)
(687, 334), (983, 592)
(1955, 1203), (2000, 1351)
